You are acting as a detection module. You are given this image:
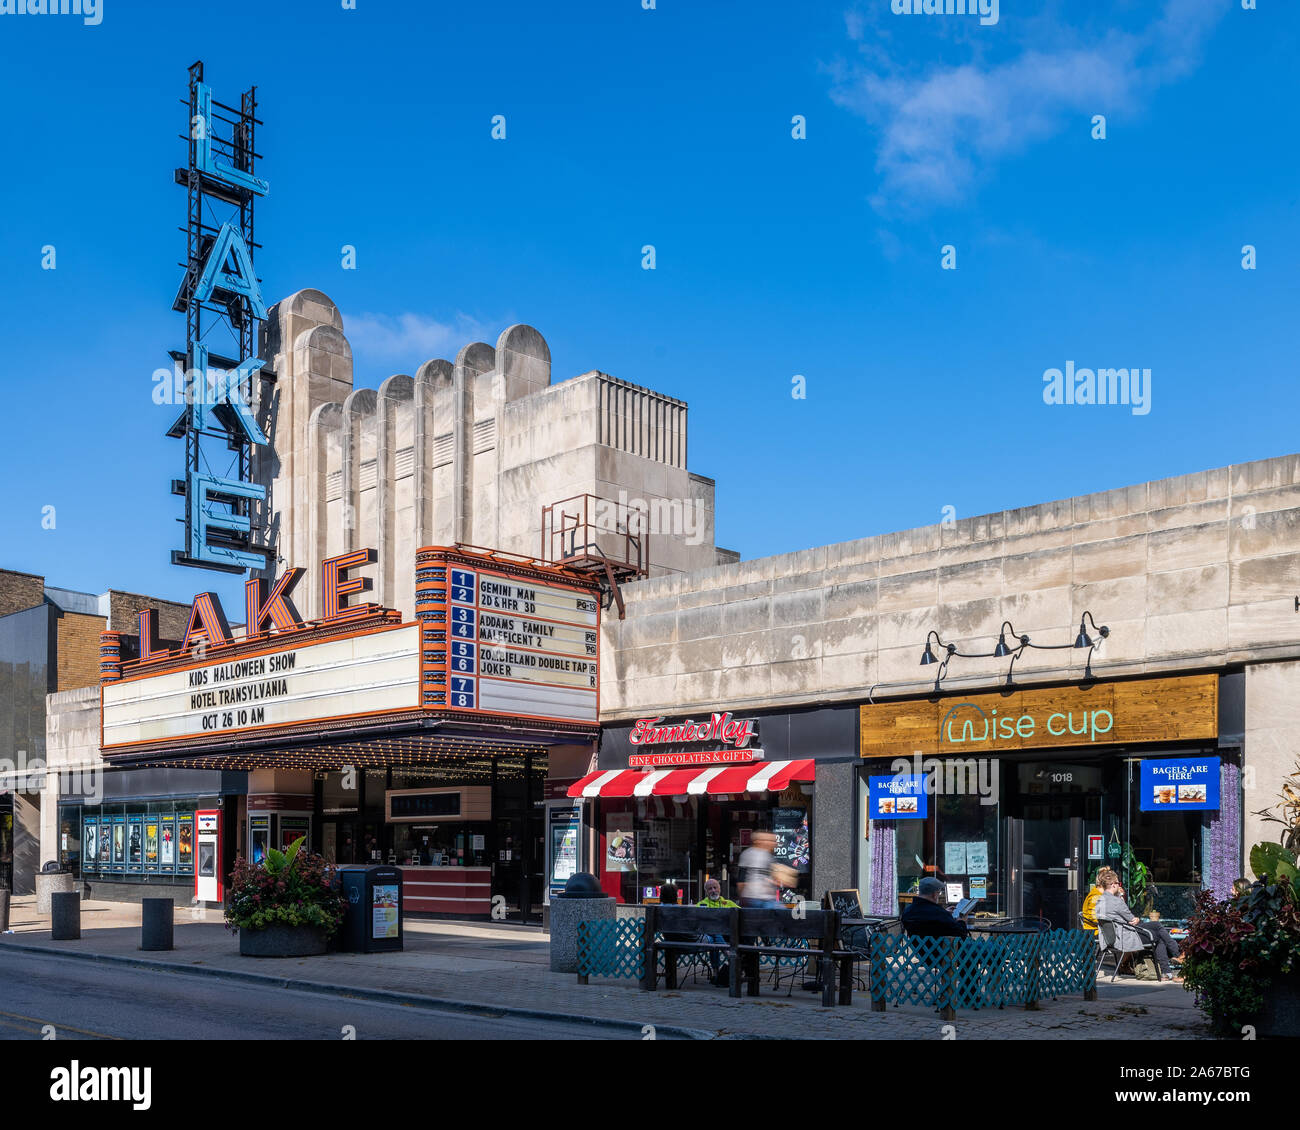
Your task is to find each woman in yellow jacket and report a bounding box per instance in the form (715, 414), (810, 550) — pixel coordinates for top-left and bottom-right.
(1081, 867), (1117, 932)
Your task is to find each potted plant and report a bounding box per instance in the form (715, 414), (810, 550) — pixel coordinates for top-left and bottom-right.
(225, 836), (347, 957)
(1181, 769), (1300, 1037)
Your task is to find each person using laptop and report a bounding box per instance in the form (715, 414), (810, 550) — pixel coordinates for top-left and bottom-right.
(901, 877), (970, 938)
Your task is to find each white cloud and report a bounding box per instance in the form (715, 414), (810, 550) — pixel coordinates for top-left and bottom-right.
(345, 311), (494, 364)
(831, 0), (1228, 213)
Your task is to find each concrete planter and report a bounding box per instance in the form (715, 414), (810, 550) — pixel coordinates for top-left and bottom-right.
(36, 872), (75, 915)
(550, 894), (616, 973)
(238, 923), (327, 958)
(1257, 974), (1300, 1038)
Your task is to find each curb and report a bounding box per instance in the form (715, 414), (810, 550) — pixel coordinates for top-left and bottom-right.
(0, 938), (717, 1041)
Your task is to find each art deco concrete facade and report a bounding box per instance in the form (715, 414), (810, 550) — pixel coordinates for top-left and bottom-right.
(253, 289), (728, 621)
(599, 453), (1300, 854)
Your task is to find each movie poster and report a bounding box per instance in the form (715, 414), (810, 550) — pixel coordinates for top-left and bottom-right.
(145, 821), (158, 867)
(112, 820), (125, 865)
(128, 820), (143, 868)
(177, 817), (193, 870)
(160, 817), (175, 866)
(83, 819), (98, 872)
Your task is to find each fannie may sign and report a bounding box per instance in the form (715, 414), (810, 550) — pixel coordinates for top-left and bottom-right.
(626, 711), (763, 767)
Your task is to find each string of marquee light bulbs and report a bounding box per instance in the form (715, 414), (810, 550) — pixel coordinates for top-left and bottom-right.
(919, 611), (1110, 693)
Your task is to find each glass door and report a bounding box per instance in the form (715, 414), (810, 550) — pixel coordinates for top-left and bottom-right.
(1007, 761), (1098, 928)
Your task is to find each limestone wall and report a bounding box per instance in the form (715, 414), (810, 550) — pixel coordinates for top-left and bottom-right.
(256, 291), (721, 620)
(600, 454), (1300, 720)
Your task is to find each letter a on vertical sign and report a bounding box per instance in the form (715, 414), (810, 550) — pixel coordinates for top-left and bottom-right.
(194, 223), (267, 320)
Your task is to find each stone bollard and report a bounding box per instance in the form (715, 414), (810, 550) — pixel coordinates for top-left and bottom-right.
(50, 890), (81, 941)
(141, 898), (174, 951)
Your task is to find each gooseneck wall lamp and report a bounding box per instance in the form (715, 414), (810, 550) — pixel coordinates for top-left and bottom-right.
(918, 612), (1110, 692)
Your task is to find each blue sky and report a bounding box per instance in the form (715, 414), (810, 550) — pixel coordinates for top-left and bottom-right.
(0, 0), (1296, 612)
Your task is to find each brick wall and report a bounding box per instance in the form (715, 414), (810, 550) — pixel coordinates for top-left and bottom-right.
(108, 590), (193, 640)
(0, 569), (45, 618)
(55, 610), (108, 691)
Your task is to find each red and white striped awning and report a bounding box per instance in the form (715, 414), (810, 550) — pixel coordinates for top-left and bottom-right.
(567, 759), (815, 799)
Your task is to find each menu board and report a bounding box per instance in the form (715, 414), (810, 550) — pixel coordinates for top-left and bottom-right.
(826, 889), (864, 919)
(443, 566), (599, 724)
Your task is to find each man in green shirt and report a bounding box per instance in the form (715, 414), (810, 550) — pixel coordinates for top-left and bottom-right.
(697, 878), (739, 909)
(697, 878), (738, 983)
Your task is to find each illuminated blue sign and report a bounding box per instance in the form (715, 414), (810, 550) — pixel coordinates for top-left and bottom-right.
(1139, 756), (1220, 812)
(869, 774), (929, 820)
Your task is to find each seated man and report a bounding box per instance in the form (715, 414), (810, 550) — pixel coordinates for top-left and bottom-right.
(697, 878), (739, 984)
(901, 877), (970, 938)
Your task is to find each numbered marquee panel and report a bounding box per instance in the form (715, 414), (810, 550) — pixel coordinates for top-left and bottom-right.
(102, 624), (421, 749)
(415, 556), (600, 725)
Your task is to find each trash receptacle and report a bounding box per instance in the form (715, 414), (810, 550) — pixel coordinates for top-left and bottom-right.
(549, 872), (615, 973)
(36, 861), (75, 916)
(335, 866), (403, 953)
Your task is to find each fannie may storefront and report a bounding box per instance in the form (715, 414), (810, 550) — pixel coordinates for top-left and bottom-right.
(80, 545), (602, 922)
(858, 672), (1241, 927)
(569, 705), (858, 905)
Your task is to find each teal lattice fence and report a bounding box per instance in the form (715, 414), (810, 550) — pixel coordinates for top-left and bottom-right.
(577, 918), (645, 980)
(870, 929), (1099, 1012)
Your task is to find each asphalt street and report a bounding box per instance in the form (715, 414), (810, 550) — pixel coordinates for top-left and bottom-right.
(0, 950), (664, 1040)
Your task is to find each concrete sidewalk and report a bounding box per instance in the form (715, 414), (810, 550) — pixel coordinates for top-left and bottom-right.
(0, 897), (1211, 1040)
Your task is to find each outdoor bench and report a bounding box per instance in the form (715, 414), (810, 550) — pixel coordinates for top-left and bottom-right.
(641, 905), (859, 1007)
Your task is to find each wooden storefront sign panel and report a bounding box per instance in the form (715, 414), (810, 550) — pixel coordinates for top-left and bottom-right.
(859, 674), (1217, 760)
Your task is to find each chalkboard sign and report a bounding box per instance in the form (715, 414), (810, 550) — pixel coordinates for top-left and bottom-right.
(825, 888), (864, 919)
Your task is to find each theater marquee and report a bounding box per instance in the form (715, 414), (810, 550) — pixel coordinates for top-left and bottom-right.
(102, 623), (420, 750)
(100, 545), (604, 758)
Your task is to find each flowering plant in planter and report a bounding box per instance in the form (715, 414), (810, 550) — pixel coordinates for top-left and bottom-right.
(224, 836), (347, 937)
(1182, 769), (1300, 1035)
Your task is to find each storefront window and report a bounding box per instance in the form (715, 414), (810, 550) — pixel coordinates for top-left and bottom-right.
(600, 791), (814, 906)
(866, 748), (1231, 926)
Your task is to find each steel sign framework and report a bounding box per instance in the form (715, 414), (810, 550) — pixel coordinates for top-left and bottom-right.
(168, 60), (273, 574)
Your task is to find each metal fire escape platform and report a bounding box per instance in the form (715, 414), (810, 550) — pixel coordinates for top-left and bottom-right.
(540, 494), (649, 620)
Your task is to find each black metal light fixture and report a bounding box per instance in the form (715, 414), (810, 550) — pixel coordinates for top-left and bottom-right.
(1074, 610), (1110, 650)
(919, 630), (953, 667)
(992, 620), (1029, 659)
(918, 612), (1110, 691)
